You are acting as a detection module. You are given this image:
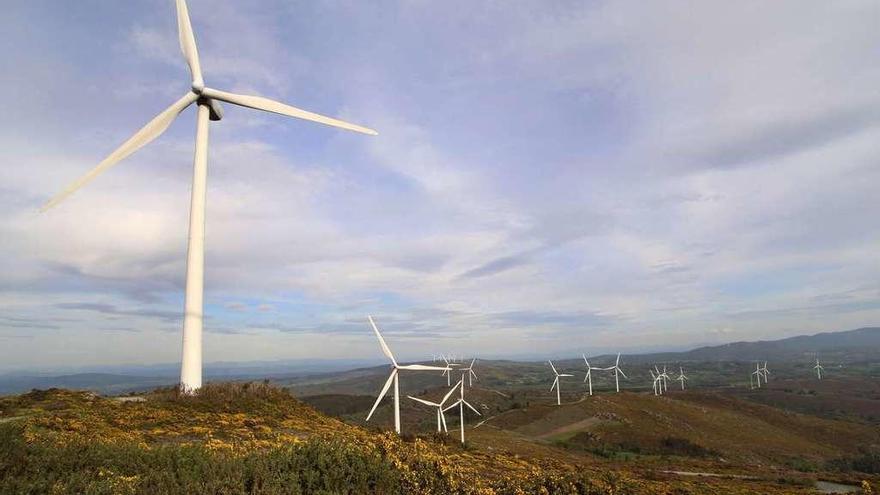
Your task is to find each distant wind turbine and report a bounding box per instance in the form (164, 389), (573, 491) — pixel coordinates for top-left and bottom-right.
(549, 360), (574, 405)
(408, 380), (461, 433)
(365, 316), (447, 434)
(582, 354), (600, 396)
(761, 361), (770, 383)
(676, 367), (688, 391)
(441, 355), (461, 386)
(443, 377), (481, 443)
(40, 0), (377, 394)
(750, 362), (763, 389)
(460, 358), (478, 387)
(650, 369), (662, 396)
(604, 354), (628, 393)
(814, 357), (824, 380)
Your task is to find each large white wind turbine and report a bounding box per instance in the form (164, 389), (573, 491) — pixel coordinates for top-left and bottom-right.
(366, 316), (447, 434)
(676, 367), (688, 391)
(604, 354), (627, 393)
(408, 380), (461, 433)
(41, 0), (377, 394)
(549, 360), (574, 405)
(814, 357), (824, 380)
(443, 377), (481, 443)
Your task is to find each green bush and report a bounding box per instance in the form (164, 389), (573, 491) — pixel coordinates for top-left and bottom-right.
(0, 423), (399, 494)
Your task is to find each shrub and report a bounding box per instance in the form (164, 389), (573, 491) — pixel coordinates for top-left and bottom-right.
(0, 423), (399, 494)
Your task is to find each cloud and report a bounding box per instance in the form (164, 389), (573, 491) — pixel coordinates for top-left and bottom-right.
(1, 0), (879, 369)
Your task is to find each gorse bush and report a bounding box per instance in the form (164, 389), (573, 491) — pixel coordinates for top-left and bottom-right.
(0, 423), (399, 494)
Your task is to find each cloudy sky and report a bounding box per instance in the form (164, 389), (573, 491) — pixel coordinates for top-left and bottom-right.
(2, 1), (879, 371)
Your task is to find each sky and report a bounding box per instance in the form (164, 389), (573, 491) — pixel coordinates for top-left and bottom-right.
(1, 0), (879, 372)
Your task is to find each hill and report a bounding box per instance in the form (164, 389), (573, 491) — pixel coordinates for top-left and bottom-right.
(2, 383), (876, 493)
(676, 327), (880, 363)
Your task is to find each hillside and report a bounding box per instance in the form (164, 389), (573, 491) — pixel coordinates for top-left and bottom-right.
(2, 383), (876, 494)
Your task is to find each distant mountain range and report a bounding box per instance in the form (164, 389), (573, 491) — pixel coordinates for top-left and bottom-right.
(625, 326), (880, 364)
(1, 327), (876, 395)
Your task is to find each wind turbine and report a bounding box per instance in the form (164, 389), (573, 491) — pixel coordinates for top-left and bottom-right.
(676, 367), (688, 391)
(443, 377), (481, 443)
(660, 365), (670, 393)
(408, 380), (461, 433)
(650, 369), (662, 396)
(750, 362), (763, 389)
(813, 357), (824, 380)
(605, 354), (627, 393)
(460, 358), (478, 387)
(760, 361), (770, 383)
(41, 0), (377, 394)
(582, 354), (600, 396)
(549, 360), (574, 405)
(441, 355), (461, 386)
(365, 316), (447, 434)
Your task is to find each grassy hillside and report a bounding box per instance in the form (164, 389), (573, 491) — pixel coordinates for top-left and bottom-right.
(4, 383), (875, 494)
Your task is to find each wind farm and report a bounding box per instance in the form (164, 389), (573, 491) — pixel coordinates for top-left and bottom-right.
(3, 0), (880, 493)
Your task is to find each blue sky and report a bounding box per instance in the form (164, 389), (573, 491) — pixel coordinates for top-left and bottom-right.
(1, 0), (879, 371)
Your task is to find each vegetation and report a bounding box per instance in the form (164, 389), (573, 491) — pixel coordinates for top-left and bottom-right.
(0, 383), (873, 494)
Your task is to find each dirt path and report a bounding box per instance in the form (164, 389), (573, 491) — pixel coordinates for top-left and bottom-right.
(0, 416), (26, 423)
(535, 417), (600, 440)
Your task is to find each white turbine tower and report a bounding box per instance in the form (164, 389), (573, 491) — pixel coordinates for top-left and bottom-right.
(582, 354), (600, 396)
(365, 316), (447, 434)
(605, 354), (628, 393)
(549, 360), (574, 405)
(814, 357), (824, 380)
(677, 367), (688, 391)
(443, 377), (481, 443)
(460, 358), (478, 387)
(408, 380), (461, 433)
(41, 0), (377, 394)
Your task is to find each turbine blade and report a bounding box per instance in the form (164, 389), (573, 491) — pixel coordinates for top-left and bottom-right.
(366, 370), (396, 421)
(443, 400), (461, 412)
(440, 410), (448, 432)
(441, 381), (460, 404)
(548, 360), (558, 375)
(617, 368), (628, 379)
(559, 374), (574, 377)
(407, 396), (440, 407)
(41, 93), (197, 211)
(367, 316), (396, 366)
(462, 400), (481, 416)
(201, 87), (377, 135)
(550, 377), (558, 391)
(397, 364), (448, 371)
(175, 0), (203, 89)
(469, 358), (476, 368)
